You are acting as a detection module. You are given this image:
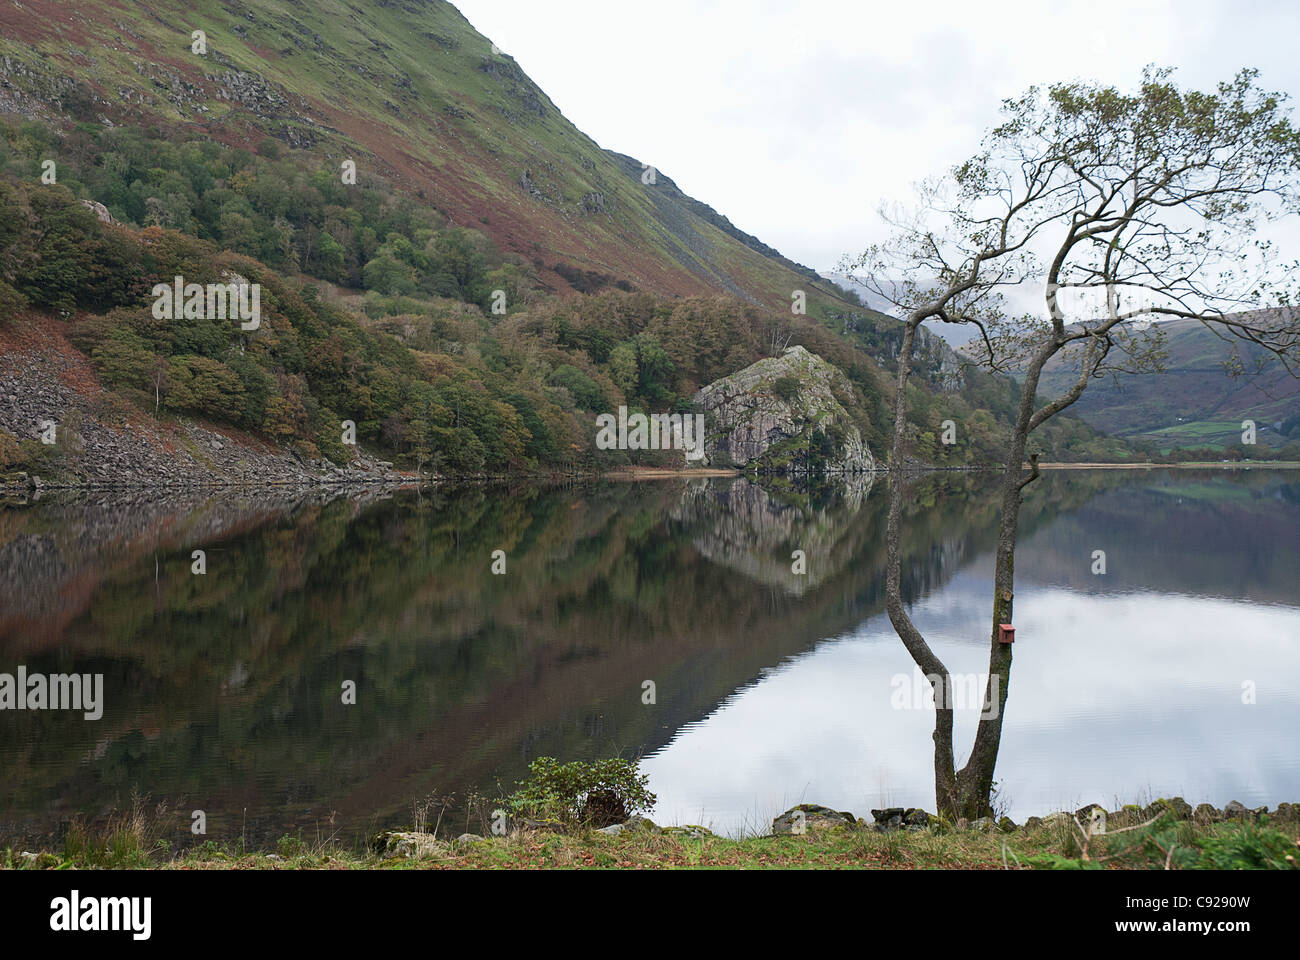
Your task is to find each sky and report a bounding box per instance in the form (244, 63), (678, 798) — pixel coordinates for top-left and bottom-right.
(453, 0), (1300, 279)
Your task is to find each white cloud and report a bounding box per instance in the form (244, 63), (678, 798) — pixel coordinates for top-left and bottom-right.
(456, 0), (1300, 277)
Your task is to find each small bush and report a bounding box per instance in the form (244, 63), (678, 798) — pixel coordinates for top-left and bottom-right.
(770, 374), (801, 403)
(0, 429), (24, 469)
(0, 278), (27, 319)
(505, 757), (656, 829)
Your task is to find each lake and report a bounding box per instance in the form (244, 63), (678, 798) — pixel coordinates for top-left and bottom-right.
(1, 468), (1297, 845)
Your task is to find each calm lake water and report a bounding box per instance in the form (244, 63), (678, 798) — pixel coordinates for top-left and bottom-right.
(1, 468), (1297, 845)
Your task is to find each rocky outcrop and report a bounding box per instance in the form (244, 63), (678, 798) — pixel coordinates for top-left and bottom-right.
(78, 200), (113, 224)
(693, 346), (875, 475)
(913, 325), (965, 392)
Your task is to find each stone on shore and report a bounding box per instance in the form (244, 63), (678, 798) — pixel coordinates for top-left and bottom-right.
(772, 803), (859, 834)
(369, 830), (448, 859)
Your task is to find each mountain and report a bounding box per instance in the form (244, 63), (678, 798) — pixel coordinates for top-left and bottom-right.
(0, 0), (852, 311)
(0, 0), (1127, 482)
(1032, 314), (1300, 452)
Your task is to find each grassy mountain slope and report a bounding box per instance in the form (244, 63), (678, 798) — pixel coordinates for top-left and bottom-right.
(0, 0), (854, 311)
(0, 1), (1128, 478)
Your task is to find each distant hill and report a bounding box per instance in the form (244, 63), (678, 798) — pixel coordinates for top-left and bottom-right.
(1031, 314), (1300, 451)
(829, 265), (1300, 453)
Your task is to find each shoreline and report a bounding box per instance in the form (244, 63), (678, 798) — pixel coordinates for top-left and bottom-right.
(5, 459), (1299, 495)
(7, 798), (1295, 871)
(1034, 461), (1300, 470)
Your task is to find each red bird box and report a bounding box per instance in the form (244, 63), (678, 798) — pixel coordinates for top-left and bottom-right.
(998, 623), (1015, 644)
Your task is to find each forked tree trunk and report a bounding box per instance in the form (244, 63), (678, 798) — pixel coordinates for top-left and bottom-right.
(885, 316), (1053, 821)
(952, 352), (1051, 818)
(884, 318), (960, 815)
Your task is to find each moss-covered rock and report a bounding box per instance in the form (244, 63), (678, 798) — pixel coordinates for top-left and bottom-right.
(368, 830), (449, 859)
(1143, 797), (1193, 822)
(662, 825), (714, 839)
(694, 345), (875, 475)
(772, 803), (860, 834)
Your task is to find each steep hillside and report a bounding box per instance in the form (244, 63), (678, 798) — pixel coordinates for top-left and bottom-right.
(0, 1), (1129, 480)
(1033, 315), (1300, 452)
(0, 0), (855, 312)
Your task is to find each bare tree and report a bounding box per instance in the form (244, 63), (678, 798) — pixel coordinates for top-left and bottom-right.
(844, 67), (1300, 820)
(150, 355), (168, 414)
(765, 314), (794, 355)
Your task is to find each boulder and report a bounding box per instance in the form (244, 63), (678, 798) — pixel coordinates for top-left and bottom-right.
(1142, 797), (1192, 822)
(772, 803), (859, 834)
(902, 808), (931, 828)
(870, 807), (906, 831)
(369, 830), (447, 859)
(597, 816), (659, 837)
(1193, 803), (1223, 824)
(1074, 802), (1104, 823)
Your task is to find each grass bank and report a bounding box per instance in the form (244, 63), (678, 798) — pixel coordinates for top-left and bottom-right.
(6, 813), (1297, 871)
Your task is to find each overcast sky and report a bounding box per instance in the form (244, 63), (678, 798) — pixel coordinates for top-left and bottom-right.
(454, 0), (1300, 278)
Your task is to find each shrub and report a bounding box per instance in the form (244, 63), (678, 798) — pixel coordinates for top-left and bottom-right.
(0, 429), (26, 470)
(771, 374), (801, 403)
(0, 279), (27, 320)
(505, 757), (656, 829)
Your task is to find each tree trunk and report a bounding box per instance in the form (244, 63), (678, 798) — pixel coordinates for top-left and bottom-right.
(951, 352), (1050, 819)
(882, 315), (1062, 821)
(884, 317), (960, 815)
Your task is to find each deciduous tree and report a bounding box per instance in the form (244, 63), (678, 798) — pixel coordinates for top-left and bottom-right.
(846, 67), (1300, 819)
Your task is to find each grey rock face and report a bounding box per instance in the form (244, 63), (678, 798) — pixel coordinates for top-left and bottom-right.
(693, 346), (875, 474)
(78, 199), (113, 223)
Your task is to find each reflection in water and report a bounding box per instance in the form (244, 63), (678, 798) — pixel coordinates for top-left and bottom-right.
(671, 475), (874, 594)
(0, 470), (1296, 843)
